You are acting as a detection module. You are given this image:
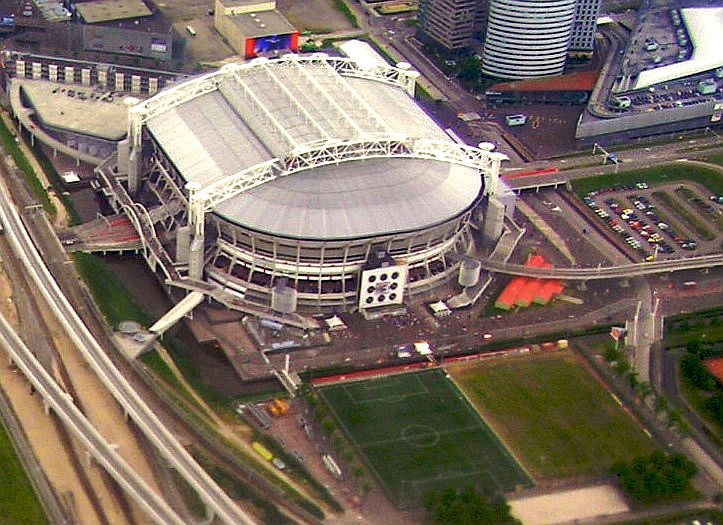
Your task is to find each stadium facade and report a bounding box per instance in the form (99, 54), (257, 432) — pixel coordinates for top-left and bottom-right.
(99, 54), (508, 314)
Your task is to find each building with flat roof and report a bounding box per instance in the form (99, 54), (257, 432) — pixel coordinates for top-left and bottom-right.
(577, 5), (723, 146)
(417, 0), (479, 53)
(101, 55), (509, 314)
(0, 0), (173, 62)
(75, 0), (152, 24)
(214, 0), (297, 58)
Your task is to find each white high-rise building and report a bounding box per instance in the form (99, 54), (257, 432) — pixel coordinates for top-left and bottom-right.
(481, 0), (577, 79)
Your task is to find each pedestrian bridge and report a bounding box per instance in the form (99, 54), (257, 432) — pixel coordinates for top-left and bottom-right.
(477, 254), (723, 280)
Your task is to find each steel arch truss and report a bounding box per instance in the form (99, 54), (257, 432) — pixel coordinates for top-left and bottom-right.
(127, 54), (420, 147)
(188, 137), (507, 236)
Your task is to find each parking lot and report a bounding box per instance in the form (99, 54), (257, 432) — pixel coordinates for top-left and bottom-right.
(582, 181), (722, 262)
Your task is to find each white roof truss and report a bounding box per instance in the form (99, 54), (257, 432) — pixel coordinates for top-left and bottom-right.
(259, 62), (331, 143)
(286, 57), (394, 138)
(224, 70), (298, 157)
(188, 137), (508, 236)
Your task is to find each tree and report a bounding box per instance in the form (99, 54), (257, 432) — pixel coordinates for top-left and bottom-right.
(612, 451), (697, 505)
(681, 353), (715, 391)
(704, 391), (723, 425)
(456, 57), (481, 84)
(424, 486), (520, 525)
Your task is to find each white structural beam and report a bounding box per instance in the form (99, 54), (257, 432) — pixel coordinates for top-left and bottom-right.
(149, 291), (204, 335)
(305, 55), (396, 136)
(128, 70), (223, 147)
(188, 137), (506, 236)
(283, 57), (369, 137)
(127, 55), (420, 148)
(189, 159), (280, 236)
(259, 61), (331, 142)
(228, 70), (299, 153)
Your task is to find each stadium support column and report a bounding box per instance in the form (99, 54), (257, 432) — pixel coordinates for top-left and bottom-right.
(117, 139), (130, 174)
(127, 145), (141, 195)
(481, 149), (508, 243)
(483, 197), (505, 243)
(176, 226), (191, 264)
(126, 105), (143, 195)
(186, 182), (205, 279)
(188, 236), (205, 280)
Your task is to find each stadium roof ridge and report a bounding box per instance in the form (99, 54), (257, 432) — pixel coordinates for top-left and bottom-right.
(140, 56), (489, 240)
(634, 7), (723, 90)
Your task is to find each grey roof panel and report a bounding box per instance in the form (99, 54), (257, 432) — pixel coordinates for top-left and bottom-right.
(348, 78), (451, 141)
(146, 91), (272, 185)
(212, 157), (482, 240)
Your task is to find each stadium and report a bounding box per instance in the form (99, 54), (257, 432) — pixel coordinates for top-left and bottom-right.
(100, 53), (508, 315)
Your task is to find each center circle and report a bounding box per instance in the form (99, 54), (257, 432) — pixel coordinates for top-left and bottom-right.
(402, 425), (440, 447)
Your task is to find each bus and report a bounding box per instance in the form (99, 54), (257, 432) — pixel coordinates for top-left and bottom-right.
(504, 114), (527, 126)
(251, 441), (274, 462)
(185, 25), (196, 36)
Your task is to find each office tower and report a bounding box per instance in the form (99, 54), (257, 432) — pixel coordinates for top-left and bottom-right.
(417, 0), (479, 52)
(570, 0), (601, 52)
(481, 0), (577, 79)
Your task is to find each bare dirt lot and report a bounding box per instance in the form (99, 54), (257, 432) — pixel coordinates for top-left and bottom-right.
(509, 484), (629, 525)
(276, 0), (353, 33)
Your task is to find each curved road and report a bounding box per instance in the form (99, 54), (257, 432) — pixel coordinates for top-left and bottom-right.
(0, 176), (258, 524)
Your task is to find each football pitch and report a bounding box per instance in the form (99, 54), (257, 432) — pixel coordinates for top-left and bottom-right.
(450, 351), (657, 480)
(318, 370), (531, 507)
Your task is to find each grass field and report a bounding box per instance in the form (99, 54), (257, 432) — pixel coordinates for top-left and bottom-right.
(0, 422), (48, 525)
(449, 351), (657, 480)
(570, 164), (723, 197)
(318, 370), (531, 508)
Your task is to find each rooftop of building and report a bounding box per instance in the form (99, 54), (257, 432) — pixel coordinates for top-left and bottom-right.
(489, 69), (600, 93)
(143, 57), (485, 240)
(75, 0), (152, 24)
(19, 79), (133, 140)
(217, 0), (275, 8)
(634, 7), (723, 90)
(226, 9), (296, 38)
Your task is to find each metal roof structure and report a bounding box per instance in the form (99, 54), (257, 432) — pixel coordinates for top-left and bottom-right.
(213, 158), (481, 239)
(634, 7), (723, 90)
(132, 54), (506, 241)
(338, 39), (390, 70)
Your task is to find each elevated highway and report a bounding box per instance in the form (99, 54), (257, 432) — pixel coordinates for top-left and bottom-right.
(0, 176), (258, 524)
(0, 309), (186, 525)
(477, 253), (723, 279)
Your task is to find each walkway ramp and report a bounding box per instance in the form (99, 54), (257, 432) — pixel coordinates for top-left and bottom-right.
(150, 291), (205, 335)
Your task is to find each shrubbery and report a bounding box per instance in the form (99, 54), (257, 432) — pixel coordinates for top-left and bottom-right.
(425, 486), (519, 525)
(612, 451), (697, 505)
